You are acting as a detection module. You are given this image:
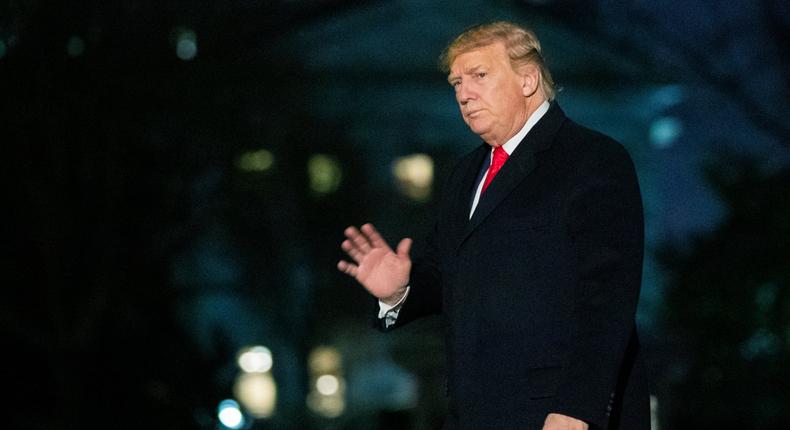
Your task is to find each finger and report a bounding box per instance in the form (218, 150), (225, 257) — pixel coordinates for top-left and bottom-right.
(396, 237), (412, 258)
(361, 223), (391, 250)
(337, 260), (358, 277)
(344, 226), (361, 240)
(341, 240), (363, 263)
(347, 226), (372, 253)
(343, 226), (368, 253)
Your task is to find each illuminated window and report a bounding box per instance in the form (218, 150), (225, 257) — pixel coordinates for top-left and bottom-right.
(393, 153), (434, 201)
(237, 149), (275, 172)
(172, 27), (197, 61)
(307, 154), (342, 195)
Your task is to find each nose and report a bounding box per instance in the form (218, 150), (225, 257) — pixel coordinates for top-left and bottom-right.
(456, 82), (474, 106)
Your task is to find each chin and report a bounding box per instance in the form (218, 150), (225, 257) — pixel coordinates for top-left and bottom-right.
(467, 122), (491, 138)
(473, 130), (493, 141)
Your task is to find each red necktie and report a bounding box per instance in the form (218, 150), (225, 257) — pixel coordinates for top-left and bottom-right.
(481, 146), (509, 193)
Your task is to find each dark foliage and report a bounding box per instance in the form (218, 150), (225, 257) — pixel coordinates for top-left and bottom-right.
(659, 157), (790, 429)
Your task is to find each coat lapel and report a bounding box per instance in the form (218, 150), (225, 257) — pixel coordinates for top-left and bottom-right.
(448, 144), (489, 238)
(454, 102), (567, 251)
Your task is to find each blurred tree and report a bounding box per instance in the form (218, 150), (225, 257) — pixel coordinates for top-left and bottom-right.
(2, 1), (392, 428)
(659, 155), (790, 428)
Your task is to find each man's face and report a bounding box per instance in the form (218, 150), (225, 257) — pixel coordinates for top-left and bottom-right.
(448, 42), (528, 146)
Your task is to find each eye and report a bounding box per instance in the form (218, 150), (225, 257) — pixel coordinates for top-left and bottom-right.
(476, 72), (487, 79)
(451, 81), (461, 88)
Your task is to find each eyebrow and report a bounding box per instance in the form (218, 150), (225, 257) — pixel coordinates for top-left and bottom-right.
(447, 65), (484, 84)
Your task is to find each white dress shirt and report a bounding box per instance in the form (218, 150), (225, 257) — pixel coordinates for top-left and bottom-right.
(469, 100), (550, 218)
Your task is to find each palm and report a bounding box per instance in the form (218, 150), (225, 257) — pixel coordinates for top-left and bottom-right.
(356, 247), (411, 298)
(338, 223), (412, 303)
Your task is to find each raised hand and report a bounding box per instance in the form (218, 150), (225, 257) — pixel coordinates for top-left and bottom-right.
(542, 413), (589, 430)
(337, 223), (412, 305)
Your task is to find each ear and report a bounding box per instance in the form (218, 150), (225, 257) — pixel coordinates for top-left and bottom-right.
(519, 64), (540, 97)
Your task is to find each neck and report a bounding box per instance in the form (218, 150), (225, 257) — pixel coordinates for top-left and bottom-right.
(484, 95), (547, 147)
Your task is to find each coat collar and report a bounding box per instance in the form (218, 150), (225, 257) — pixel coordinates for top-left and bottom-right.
(453, 101), (567, 251)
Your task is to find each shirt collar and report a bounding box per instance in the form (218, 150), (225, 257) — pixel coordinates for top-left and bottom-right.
(499, 100), (551, 155)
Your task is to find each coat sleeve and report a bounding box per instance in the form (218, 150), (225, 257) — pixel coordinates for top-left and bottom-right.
(374, 220), (443, 332)
(372, 155), (474, 332)
(552, 142), (645, 429)
(371, 149), (482, 331)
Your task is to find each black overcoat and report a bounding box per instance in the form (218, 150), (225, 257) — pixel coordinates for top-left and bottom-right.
(383, 102), (649, 430)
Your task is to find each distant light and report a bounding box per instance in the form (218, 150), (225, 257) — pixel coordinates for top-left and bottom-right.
(177, 39), (197, 60)
(66, 35), (85, 57)
(234, 372), (277, 418)
(306, 391), (345, 418)
(650, 395), (660, 430)
(0, 40), (6, 60)
(308, 346), (342, 374)
(316, 375), (340, 396)
(237, 345), (273, 373)
(173, 28), (197, 61)
(651, 84), (685, 109)
(392, 153), (434, 201)
(307, 346), (345, 418)
(307, 154), (342, 195)
(237, 149), (274, 172)
(649, 116), (683, 149)
(740, 328), (779, 360)
(217, 399), (245, 429)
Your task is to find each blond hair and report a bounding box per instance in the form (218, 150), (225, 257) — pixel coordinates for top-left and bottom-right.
(439, 21), (556, 101)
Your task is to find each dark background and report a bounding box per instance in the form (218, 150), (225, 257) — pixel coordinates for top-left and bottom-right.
(3, 0), (789, 429)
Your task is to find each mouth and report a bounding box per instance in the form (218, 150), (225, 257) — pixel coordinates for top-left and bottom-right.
(465, 110), (482, 118)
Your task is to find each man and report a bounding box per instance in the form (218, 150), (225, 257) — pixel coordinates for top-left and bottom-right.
(338, 21), (648, 430)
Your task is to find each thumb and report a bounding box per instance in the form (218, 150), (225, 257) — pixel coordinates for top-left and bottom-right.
(395, 238), (412, 258)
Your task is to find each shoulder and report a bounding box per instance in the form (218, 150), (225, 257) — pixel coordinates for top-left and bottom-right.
(553, 117), (636, 177)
